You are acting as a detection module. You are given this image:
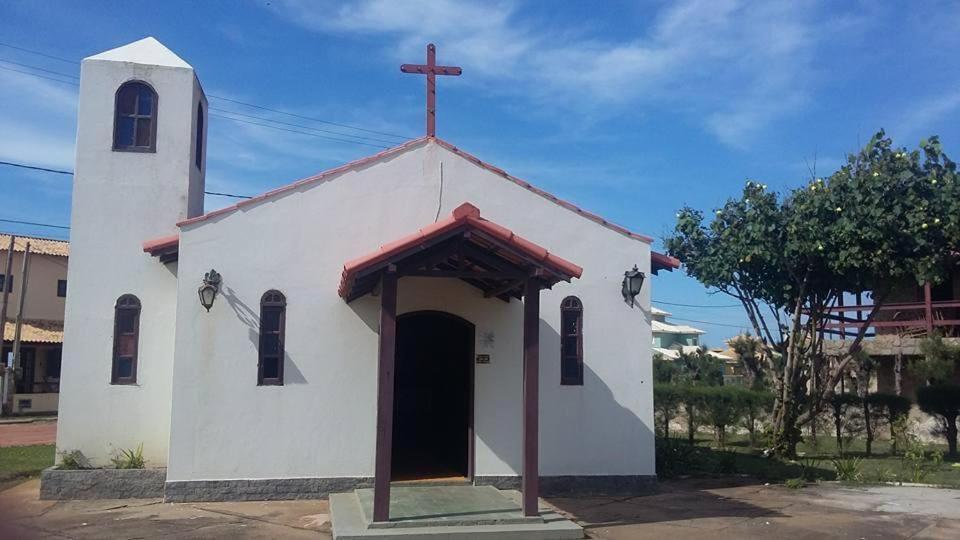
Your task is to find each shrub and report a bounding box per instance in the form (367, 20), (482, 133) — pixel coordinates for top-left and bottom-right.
(784, 477), (806, 489)
(653, 384), (683, 438)
(866, 393), (912, 454)
(829, 393), (861, 454)
(741, 389), (775, 447)
(57, 450), (91, 470)
(874, 465), (895, 483)
(900, 434), (945, 483)
(916, 384), (960, 457)
(697, 386), (744, 447)
(655, 438), (697, 479)
(913, 333), (960, 385)
(110, 444), (145, 469)
(832, 456), (863, 482)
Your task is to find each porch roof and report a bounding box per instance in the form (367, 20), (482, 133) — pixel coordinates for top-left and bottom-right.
(338, 203), (583, 302)
(3, 319), (63, 344)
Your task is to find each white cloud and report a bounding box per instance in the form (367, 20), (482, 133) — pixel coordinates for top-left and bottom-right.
(0, 70), (78, 170)
(892, 89), (960, 143)
(271, 0), (842, 147)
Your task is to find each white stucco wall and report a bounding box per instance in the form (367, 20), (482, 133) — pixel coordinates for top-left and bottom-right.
(56, 39), (206, 466)
(168, 139), (655, 481)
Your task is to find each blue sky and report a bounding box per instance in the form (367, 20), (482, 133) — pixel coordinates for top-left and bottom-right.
(2, 0), (960, 345)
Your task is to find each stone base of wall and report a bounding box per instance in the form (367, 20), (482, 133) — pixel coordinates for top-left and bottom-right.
(40, 467), (167, 500)
(475, 475), (657, 496)
(40, 471), (655, 502)
(164, 477), (375, 502)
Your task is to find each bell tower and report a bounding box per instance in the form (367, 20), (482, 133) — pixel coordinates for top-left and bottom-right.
(57, 37), (205, 465)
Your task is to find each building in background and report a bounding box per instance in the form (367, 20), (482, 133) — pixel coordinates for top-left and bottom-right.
(1, 233), (69, 415)
(651, 306), (741, 383)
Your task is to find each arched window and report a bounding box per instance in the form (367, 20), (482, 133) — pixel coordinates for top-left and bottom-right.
(194, 102), (204, 169)
(113, 81), (157, 152)
(258, 290), (286, 386)
(560, 296), (583, 385)
(112, 294), (141, 384)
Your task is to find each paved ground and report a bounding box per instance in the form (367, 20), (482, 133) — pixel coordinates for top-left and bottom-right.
(1, 477), (959, 539)
(0, 420), (57, 447)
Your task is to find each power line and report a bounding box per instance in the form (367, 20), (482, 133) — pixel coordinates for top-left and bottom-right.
(208, 106), (401, 145)
(0, 59), (403, 150)
(0, 41), (415, 140)
(207, 95), (413, 141)
(653, 299), (742, 308)
(0, 58), (79, 79)
(0, 161), (72, 175)
(0, 218), (69, 230)
(669, 316), (749, 329)
(0, 41), (78, 65)
(0, 64), (78, 86)
(209, 112), (391, 149)
(0, 160), (252, 199)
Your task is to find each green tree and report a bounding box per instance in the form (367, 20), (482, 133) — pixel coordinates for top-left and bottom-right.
(727, 333), (768, 389)
(912, 333), (960, 385)
(653, 384), (683, 438)
(916, 384), (960, 458)
(653, 353), (679, 384)
(673, 347), (725, 387)
(665, 132), (960, 456)
(865, 393), (912, 454)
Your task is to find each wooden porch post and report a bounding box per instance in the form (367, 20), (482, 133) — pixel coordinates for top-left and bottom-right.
(522, 278), (540, 517)
(924, 281), (934, 334)
(373, 269), (398, 522)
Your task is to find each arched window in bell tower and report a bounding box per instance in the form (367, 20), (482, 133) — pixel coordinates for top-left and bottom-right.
(113, 81), (158, 152)
(195, 102), (204, 169)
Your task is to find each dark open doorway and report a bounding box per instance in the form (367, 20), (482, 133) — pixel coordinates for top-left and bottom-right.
(392, 311), (474, 481)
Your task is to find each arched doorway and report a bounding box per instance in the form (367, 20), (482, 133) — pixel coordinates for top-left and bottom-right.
(392, 311), (474, 481)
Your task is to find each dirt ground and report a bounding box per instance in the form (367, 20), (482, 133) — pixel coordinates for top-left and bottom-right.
(0, 420), (57, 448)
(1, 477), (959, 539)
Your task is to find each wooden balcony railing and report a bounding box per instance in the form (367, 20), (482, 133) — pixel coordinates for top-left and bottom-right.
(822, 290), (960, 339)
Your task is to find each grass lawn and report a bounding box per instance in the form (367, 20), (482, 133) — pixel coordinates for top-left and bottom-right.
(0, 444), (55, 486)
(659, 433), (960, 487)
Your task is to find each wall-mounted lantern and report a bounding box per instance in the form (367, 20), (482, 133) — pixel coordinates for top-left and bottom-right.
(198, 269), (221, 312)
(621, 265), (645, 304)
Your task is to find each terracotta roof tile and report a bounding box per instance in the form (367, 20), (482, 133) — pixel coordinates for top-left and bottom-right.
(339, 202), (583, 300)
(0, 234), (69, 257)
(3, 319), (63, 344)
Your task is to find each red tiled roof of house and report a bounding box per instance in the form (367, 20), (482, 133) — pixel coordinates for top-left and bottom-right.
(0, 233), (69, 257)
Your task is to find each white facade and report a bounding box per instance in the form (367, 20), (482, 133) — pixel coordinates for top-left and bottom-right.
(57, 37), (663, 490)
(57, 37), (205, 465)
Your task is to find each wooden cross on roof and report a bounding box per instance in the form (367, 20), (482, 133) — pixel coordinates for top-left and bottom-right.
(401, 43), (462, 137)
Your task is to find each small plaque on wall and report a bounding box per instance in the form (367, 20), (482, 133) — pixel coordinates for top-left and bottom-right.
(475, 354), (491, 364)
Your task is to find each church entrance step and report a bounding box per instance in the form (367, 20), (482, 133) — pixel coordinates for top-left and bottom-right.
(330, 485), (583, 539)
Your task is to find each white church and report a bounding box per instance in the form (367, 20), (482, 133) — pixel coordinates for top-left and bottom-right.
(48, 37), (678, 520)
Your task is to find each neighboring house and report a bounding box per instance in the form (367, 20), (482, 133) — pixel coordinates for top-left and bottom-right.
(652, 306), (704, 352)
(824, 268), (960, 399)
(652, 306), (742, 383)
(52, 37), (681, 505)
(0, 233), (68, 415)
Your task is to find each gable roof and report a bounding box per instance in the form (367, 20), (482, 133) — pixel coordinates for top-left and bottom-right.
(338, 202), (582, 302)
(0, 233), (69, 257)
(177, 138), (661, 243)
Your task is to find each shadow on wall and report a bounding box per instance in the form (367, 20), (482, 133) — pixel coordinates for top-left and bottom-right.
(475, 317), (654, 479)
(220, 286), (307, 384)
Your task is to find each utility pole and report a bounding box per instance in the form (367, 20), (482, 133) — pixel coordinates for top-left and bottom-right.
(0, 235), (14, 416)
(8, 242), (30, 414)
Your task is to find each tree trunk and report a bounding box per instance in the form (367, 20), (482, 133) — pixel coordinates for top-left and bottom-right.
(894, 352), (903, 396)
(863, 399), (873, 457)
(948, 415), (958, 458)
(834, 408), (843, 454)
